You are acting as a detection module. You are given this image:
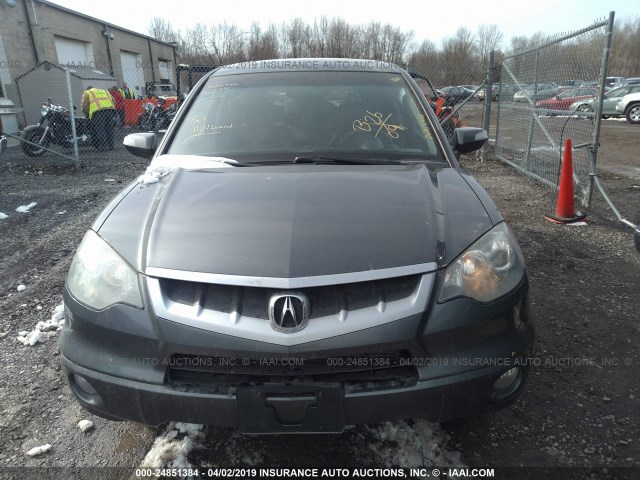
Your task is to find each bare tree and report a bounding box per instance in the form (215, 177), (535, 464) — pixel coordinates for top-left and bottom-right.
(476, 24), (503, 64)
(248, 22), (279, 60)
(380, 24), (414, 64)
(183, 23), (214, 64)
(285, 18), (311, 57)
(440, 27), (479, 84)
(609, 16), (640, 76)
(208, 23), (247, 64)
(148, 17), (178, 43)
(407, 39), (438, 76)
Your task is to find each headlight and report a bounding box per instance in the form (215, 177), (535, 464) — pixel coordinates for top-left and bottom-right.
(439, 222), (525, 303)
(66, 230), (143, 309)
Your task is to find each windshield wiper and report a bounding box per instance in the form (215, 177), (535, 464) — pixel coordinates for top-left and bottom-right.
(292, 156), (394, 165)
(228, 156), (404, 167)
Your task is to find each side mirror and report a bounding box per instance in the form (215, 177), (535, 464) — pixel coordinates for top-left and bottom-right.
(453, 127), (488, 154)
(123, 132), (157, 160)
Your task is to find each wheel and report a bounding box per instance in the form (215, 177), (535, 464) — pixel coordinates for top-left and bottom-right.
(21, 127), (49, 157)
(626, 103), (640, 124)
(578, 104), (593, 113)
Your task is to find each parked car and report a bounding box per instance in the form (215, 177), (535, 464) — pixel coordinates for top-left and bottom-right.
(475, 84), (500, 102)
(61, 59), (534, 433)
(497, 83), (519, 100)
(616, 91), (640, 123)
(621, 77), (640, 86)
(570, 84), (640, 117)
(535, 87), (600, 111)
(605, 76), (625, 88)
(513, 83), (558, 103)
(558, 80), (587, 92)
(459, 84), (480, 93)
(439, 85), (474, 103)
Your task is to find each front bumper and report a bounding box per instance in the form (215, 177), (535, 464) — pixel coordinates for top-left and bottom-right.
(62, 349), (531, 431)
(61, 278), (534, 432)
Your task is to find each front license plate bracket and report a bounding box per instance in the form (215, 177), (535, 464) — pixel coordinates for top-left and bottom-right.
(237, 383), (344, 434)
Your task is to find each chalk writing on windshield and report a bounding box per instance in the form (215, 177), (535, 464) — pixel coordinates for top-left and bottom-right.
(352, 112), (406, 139)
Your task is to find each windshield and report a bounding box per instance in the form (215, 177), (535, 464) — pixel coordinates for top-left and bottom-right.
(167, 71), (444, 163)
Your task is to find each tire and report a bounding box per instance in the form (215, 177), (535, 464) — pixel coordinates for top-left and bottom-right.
(626, 103), (640, 124)
(578, 104), (592, 113)
(21, 127), (49, 157)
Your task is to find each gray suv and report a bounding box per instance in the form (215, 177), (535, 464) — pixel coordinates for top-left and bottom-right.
(61, 59), (534, 433)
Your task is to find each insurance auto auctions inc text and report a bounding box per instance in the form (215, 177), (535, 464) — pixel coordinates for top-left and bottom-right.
(206, 468), (495, 478)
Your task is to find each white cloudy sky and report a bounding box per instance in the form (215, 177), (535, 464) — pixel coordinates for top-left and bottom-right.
(46, 0), (637, 48)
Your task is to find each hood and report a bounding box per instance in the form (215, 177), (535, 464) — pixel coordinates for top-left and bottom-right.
(98, 163), (494, 279)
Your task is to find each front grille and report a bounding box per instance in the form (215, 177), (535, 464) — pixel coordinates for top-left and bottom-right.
(166, 351), (418, 394)
(160, 274), (421, 321)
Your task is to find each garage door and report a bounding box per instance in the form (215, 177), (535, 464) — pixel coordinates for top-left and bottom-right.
(120, 51), (145, 99)
(55, 36), (94, 67)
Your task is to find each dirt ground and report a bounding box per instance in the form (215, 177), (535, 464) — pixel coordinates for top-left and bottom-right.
(0, 118), (638, 479)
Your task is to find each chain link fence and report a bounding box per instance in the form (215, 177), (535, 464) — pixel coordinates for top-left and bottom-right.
(2, 59), (492, 168)
(1, 59), (182, 167)
(494, 14), (614, 208)
(1, 16), (610, 187)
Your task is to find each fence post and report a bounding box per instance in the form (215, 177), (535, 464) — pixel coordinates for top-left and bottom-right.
(494, 61), (503, 157)
(587, 11), (615, 208)
(523, 46), (541, 171)
(64, 67), (80, 169)
(481, 50), (494, 162)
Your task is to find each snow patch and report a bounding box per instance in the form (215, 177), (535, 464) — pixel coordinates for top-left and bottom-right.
(17, 303), (65, 346)
(139, 422), (203, 469)
(26, 444), (52, 457)
(17, 284), (27, 292)
(367, 420), (465, 468)
(78, 420), (94, 433)
(16, 202), (37, 213)
(0, 212), (8, 220)
(138, 155), (236, 185)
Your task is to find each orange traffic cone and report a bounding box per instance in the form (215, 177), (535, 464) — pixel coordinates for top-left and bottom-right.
(544, 139), (587, 224)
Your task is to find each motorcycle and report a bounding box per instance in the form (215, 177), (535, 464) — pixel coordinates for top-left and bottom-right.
(22, 99), (92, 157)
(137, 98), (177, 132)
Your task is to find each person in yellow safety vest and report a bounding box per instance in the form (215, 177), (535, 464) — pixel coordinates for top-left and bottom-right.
(119, 82), (135, 99)
(81, 86), (116, 151)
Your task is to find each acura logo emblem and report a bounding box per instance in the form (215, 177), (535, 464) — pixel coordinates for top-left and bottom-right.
(269, 292), (310, 333)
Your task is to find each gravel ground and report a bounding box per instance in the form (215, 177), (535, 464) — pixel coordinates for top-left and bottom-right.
(0, 119), (638, 479)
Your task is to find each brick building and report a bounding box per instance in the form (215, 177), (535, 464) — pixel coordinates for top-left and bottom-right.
(0, 0), (176, 119)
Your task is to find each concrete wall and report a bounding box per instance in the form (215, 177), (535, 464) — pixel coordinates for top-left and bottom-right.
(0, 0), (175, 125)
